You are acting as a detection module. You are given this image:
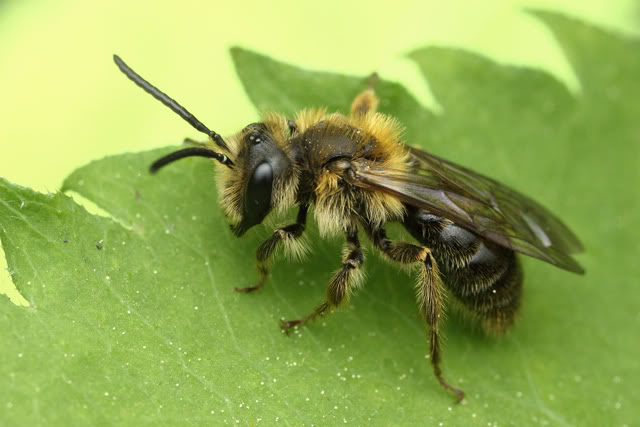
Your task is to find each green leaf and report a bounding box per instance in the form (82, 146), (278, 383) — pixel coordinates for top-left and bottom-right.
(1, 12), (638, 426)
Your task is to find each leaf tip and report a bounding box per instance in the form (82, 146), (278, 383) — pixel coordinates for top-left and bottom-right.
(229, 45), (255, 63)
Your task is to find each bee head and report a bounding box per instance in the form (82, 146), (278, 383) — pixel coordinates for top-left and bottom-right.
(220, 119), (300, 237)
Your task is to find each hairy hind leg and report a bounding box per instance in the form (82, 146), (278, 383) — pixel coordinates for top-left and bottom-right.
(368, 226), (465, 403)
(351, 73), (379, 115)
(281, 228), (364, 332)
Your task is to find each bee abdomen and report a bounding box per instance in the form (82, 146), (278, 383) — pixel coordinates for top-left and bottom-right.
(403, 206), (523, 332)
(447, 243), (522, 331)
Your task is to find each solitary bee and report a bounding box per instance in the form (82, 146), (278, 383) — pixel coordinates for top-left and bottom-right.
(114, 55), (584, 402)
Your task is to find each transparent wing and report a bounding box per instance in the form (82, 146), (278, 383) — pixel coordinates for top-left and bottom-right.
(353, 146), (585, 274)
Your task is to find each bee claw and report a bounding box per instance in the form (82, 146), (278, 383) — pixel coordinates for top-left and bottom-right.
(234, 284), (263, 293)
(280, 319), (301, 334)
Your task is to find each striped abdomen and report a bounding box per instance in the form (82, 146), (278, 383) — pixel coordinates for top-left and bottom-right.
(403, 206), (523, 333)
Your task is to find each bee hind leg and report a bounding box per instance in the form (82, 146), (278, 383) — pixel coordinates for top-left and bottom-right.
(281, 227), (364, 333)
(234, 204), (309, 293)
(350, 73), (379, 115)
(368, 226), (465, 403)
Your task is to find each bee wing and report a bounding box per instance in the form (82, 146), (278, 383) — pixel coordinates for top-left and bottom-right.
(352, 146), (585, 274)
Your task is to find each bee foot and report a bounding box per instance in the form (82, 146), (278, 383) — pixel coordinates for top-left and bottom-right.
(234, 284), (263, 293)
(280, 319), (303, 334)
(451, 388), (465, 404)
(438, 378), (465, 404)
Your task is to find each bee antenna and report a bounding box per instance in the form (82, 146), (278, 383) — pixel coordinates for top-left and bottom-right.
(150, 147), (233, 174)
(113, 54), (230, 152)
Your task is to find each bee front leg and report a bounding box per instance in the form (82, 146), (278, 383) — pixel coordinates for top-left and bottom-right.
(368, 226), (465, 403)
(281, 227), (364, 332)
(234, 204), (309, 293)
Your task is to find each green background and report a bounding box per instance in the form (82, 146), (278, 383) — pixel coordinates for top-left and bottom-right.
(1, 1), (639, 303)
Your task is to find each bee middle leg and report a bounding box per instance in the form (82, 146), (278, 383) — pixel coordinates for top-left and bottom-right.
(368, 226), (465, 403)
(234, 204), (309, 293)
(281, 227), (364, 332)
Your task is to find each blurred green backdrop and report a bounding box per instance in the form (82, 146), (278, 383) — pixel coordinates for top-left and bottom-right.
(0, 1), (638, 302)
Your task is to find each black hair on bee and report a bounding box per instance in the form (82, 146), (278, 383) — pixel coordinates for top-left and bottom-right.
(114, 54), (584, 403)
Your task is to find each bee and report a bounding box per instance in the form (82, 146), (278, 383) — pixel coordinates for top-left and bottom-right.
(113, 55), (584, 402)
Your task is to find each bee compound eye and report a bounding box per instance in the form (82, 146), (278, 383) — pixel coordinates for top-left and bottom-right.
(233, 162), (274, 236)
(247, 162), (273, 203)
